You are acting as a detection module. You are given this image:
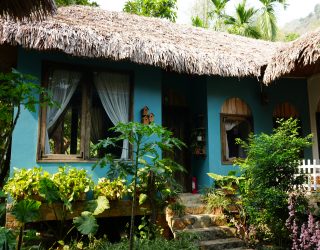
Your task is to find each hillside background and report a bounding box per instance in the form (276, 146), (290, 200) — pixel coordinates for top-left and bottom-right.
(279, 3), (320, 40)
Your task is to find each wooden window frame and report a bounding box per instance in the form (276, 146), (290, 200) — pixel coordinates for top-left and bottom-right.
(37, 62), (134, 163)
(220, 113), (253, 165)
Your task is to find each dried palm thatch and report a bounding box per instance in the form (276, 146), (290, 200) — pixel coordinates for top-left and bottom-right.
(264, 29), (320, 84)
(0, 0), (56, 20)
(0, 6), (281, 78)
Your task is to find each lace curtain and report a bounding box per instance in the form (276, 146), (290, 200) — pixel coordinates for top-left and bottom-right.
(45, 70), (82, 154)
(94, 72), (130, 159)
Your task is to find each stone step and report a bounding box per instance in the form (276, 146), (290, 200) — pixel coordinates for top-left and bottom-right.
(169, 214), (226, 230)
(179, 193), (203, 204)
(184, 204), (207, 215)
(176, 226), (236, 241)
(200, 238), (245, 250)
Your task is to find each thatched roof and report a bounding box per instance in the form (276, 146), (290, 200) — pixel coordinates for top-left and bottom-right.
(0, 5), (281, 78)
(0, 0), (56, 20)
(264, 29), (320, 84)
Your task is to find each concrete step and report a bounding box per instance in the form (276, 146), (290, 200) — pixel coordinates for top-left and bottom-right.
(200, 238), (245, 250)
(179, 193), (203, 204)
(184, 204), (207, 215)
(169, 214), (226, 230)
(177, 226), (236, 241)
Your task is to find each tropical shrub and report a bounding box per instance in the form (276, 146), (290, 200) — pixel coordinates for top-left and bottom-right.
(52, 166), (94, 204)
(0, 69), (56, 187)
(203, 190), (230, 213)
(236, 118), (312, 245)
(0, 227), (16, 250)
(94, 177), (127, 200)
(93, 122), (185, 250)
(3, 167), (50, 201)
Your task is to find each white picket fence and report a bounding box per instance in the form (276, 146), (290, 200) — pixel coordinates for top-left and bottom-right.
(297, 159), (320, 191)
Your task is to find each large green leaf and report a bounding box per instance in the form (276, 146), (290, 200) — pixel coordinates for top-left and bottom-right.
(0, 227), (16, 250)
(38, 178), (61, 203)
(12, 200), (41, 223)
(73, 211), (98, 235)
(139, 193), (147, 205)
(86, 196), (110, 216)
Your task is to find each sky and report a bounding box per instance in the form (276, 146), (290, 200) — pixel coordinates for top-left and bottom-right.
(96, 0), (320, 27)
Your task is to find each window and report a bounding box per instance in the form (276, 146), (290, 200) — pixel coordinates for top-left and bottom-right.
(220, 97), (252, 164)
(38, 66), (132, 161)
(273, 102), (299, 127)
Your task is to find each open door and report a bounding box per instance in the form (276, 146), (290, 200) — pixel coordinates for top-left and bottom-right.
(162, 88), (191, 192)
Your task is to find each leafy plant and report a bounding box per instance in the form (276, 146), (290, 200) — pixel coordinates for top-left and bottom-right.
(73, 211), (99, 235)
(52, 166), (94, 208)
(59, 232), (199, 250)
(236, 118), (312, 245)
(0, 227), (16, 250)
(55, 0), (98, 7)
(286, 193), (320, 250)
(123, 0), (178, 22)
(93, 122), (185, 250)
(3, 167), (49, 201)
(93, 178), (127, 201)
(86, 196), (110, 216)
(11, 199), (41, 250)
(207, 170), (244, 193)
(73, 196), (110, 237)
(203, 190), (230, 212)
(0, 69), (56, 186)
(167, 202), (186, 217)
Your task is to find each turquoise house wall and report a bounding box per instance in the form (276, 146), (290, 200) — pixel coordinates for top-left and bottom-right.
(10, 48), (162, 181)
(205, 76), (311, 188)
(11, 48), (311, 189)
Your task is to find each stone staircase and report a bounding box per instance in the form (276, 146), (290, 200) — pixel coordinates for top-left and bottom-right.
(166, 193), (249, 250)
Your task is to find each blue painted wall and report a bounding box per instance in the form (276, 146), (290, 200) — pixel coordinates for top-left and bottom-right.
(205, 76), (311, 188)
(11, 48), (311, 189)
(11, 48), (162, 181)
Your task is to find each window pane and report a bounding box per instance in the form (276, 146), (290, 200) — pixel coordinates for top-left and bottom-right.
(226, 119), (250, 159)
(48, 85), (82, 155)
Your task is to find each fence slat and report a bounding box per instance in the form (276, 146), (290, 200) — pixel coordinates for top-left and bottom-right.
(297, 159), (320, 192)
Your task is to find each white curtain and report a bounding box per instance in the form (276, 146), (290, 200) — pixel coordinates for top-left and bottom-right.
(224, 121), (239, 160)
(94, 72), (130, 159)
(91, 107), (106, 144)
(45, 70), (82, 154)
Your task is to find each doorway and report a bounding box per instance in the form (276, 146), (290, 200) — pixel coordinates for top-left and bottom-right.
(162, 88), (191, 192)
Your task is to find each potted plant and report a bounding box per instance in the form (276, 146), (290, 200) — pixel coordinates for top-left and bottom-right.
(4, 167), (50, 201)
(93, 177), (127, 201)
(52, 166), (94, 204)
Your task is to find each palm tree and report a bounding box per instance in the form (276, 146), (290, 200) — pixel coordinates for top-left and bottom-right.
(208, 0), (230, 31)
(225, 0), (261, 39)
(257, 0), (286, 41)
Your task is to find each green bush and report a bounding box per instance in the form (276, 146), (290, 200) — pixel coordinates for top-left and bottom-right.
(236, 118), (312, 245)
(52, 166), (94, 203)
(3, 167), (49, 201)
(93, 177), (127, 201)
